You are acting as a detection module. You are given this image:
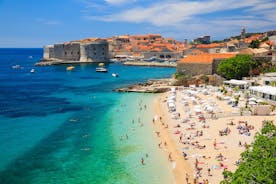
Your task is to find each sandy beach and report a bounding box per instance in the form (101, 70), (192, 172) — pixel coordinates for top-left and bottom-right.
(152, 86), (275, 184)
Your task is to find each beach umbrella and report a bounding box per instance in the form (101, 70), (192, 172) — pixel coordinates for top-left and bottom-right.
(249, 101), (256, 105)
(256, 99), (264, 103)
(249, 97), (256, 101)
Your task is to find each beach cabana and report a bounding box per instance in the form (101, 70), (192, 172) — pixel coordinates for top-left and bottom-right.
(224, 79), (249, 89)
(249, 86), (276, 102)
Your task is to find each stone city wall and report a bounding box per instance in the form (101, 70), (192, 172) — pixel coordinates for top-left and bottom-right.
(177, 62), (213, 76)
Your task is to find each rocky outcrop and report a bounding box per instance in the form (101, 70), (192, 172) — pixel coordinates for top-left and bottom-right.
(114, 79), (175, 93)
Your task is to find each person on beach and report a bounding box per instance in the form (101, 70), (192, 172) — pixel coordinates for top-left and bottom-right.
(208, 168), (212, 176)
(158, 142), (162, 148)
(126, 134), (128, 140)
(168, 152), (172, 161)
(238, 141), (242, 147)
(155, 131), (160, 137)
(185, 173), (189, 184)
(179, 134), (183, 143)
(213, 139), (217, 149)
(164, 141), (167, 146)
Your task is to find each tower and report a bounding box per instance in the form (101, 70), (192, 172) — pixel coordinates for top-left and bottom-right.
(241, 26), (246, 39)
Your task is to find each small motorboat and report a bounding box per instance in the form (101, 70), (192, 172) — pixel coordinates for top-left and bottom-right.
(96, 67), (107, 72)
(30, 69), (35, 73)
(66, 66), (75, 71)
(112, 73), (119, 77)
(12, 65), (21, 69)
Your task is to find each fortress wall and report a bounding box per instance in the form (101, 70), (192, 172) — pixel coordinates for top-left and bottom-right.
(80, 41), (109, 62)
(63, 43), (80, 61)
(53, 44), (65, 60)
(43, 45), (54, 59)
(53, 43), (80, 61)
(177, 62), (212, 76)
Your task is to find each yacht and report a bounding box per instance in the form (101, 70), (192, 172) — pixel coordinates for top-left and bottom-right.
(96, 67), (107, 72)
(30, 69), (35, 73)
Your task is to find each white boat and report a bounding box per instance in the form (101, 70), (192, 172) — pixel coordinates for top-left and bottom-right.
(96, 67), (107, 72)
(30, 69), (35, 73)
(12, 65), (21, 69)
(112, 73), (119, 77)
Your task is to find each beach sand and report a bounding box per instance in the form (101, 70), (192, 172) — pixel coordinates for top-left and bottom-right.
(153, 88), (275, 184)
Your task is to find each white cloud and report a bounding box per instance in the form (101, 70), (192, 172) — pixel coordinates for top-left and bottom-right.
(92, 0), (275, 26)
(82, 0), (276, 39)
(105, 0), (136, 5)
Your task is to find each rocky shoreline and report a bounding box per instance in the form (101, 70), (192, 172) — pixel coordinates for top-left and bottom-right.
(35, 59), (113, 66)
(114, 78), (175, 93)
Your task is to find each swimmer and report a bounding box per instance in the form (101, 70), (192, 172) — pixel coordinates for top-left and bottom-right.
(141, 158), (145, 165)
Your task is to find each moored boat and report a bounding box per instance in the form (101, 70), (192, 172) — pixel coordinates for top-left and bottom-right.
(66, 66), (75, 71)
(96, 67), (107, 72)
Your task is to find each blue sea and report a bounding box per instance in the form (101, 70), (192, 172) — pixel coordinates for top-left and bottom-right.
(0, 48), (175, 184)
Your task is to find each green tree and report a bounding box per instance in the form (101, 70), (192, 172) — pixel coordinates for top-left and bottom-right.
(249, 39), (260, 48)
(217, 55), (253, 79)
(221, 120), (276, 184)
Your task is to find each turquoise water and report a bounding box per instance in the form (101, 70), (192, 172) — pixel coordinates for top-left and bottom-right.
(0, 49), (175, 183)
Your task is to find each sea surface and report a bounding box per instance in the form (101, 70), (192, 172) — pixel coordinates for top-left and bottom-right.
(0, 48), (175, 184)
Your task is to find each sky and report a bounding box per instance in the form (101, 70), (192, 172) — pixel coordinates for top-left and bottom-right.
(0, 0), (275, 47)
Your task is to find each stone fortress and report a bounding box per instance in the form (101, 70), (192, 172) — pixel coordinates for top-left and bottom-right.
(39, 38), (109, 65)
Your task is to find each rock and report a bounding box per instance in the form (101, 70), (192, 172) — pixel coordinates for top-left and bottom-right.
(114, 78), (173, 93)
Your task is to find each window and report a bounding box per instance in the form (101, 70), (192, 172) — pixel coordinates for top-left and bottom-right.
(102, 52), (105, 55)
(71, 51), (73, 55)
(65, 51), (67, 55)
(94, 52), (97, 55)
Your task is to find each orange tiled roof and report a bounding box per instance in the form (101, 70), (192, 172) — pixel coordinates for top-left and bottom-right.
(196, 43), (225, 49)
(179, 53), (236, 64)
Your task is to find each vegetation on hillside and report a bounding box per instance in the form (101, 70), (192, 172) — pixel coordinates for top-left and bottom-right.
(248, 40), (260, 48)
(221, 120), (276, 184)
(217, 54), (275, 79)
(262, 66), (276, 73)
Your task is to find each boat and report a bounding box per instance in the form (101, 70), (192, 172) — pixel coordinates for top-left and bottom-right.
(30, 69), (35, 73)
(112, 73), (119, 77)
(98, 63), (105, 67)
(96, 67), (107, 72)
(66, 66), (75, 71)
(12, 65), (21, 69)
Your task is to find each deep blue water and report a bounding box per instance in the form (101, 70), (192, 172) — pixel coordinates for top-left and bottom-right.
(0, 48), (175, 184)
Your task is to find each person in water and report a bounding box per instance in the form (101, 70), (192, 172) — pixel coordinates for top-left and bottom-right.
(141, 158), (145, 165)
